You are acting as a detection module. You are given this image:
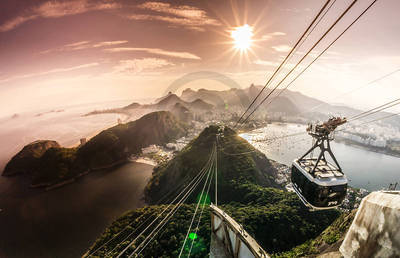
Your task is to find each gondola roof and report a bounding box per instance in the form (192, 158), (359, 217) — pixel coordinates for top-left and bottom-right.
(293, 158), (348, 186)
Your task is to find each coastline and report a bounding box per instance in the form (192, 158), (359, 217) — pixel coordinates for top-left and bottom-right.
(0, 160), (154, 258)
(335, 137), (400, 159)
(245, 122), (400, 160)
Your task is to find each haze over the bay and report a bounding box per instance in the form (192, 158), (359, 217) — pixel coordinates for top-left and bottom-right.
(1, 0), (400, 117)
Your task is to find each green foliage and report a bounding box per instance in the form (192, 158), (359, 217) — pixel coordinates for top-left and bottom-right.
(32, 147), (77, 185)
(87, 188), (340, 257)
(274, 210), (356, 257)
(86, 204), (211, 258)
(77, 111), (187, 168)
(6, 111), (187, 187)
(2, 140), (60, 176)
(218, 185), (340, 253)
(76, 129), (126, 169)
(145, 125), (281, 204)
(88, 125), (343, 257)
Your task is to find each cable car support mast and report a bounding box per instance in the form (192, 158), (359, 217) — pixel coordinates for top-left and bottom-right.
(299, 117), (347, 175)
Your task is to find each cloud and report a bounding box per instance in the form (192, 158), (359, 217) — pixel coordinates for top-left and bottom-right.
(127, 2), (220, 31)
(0, 0), (120, 32)
(104, 47), (201, 60)
(40, 40), (127, 54)
(256, 32), (286, 43)
(259, 31), (286, 41)
(0, 15), (37, 33)
(283, 8), (312, 13)
(0, 62), (99, 84)
(272, 45), (292, 52)
(270, 32), (286, 36)
(112, 58), (173, 74)
(253, 59), (279, 66)
(64, 41), (91, 47)
(92, 40), (128, 47)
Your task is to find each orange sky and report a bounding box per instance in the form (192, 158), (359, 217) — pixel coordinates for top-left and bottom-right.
(0, 0), (399, 117)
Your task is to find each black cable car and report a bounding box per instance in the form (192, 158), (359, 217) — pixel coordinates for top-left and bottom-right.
(291, 117), (348, 210)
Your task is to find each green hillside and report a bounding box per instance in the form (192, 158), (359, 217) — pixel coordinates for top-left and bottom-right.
(274, 210), (356, 257)
(87, 125), (340, 257)
(145, 125), (281, 204)
(76, 110), (187, 169)
(2, 140), (60, 176)
(87, 191), (340, 257)
(4, 111), (187, 186)
(32, 147), (78, 185)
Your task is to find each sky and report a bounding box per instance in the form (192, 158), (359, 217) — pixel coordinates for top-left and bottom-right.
(0, 0), (400, 117)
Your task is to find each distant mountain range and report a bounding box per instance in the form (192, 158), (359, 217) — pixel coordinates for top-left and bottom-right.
(84, 85), (400, 128)
(83, 85), (310, 123)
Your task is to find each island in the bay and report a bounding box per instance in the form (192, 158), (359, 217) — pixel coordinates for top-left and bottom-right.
(2, 111), (187, 189)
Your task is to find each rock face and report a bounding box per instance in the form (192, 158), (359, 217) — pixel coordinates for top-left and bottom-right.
(340, 191), (400, 258)
(3, 140), (60, 176)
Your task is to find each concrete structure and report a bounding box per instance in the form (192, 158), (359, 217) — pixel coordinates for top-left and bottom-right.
(79, 138), (87, 146)
(340, 191), (400, 257)
(210, 204), (269, 258)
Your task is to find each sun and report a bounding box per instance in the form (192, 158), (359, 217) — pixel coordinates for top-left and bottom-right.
(231, 24), (253, 51)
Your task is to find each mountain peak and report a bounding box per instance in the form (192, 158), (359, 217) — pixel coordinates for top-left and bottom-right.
(182, 88), (195, 93)
(156, 93), (182, 106)
(190, 98), (214, 110)
(3, 140), (60, 176)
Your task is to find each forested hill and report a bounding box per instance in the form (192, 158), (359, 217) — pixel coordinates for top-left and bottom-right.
(3, 111), (187, 187)
(276, 210), (357, 257)
(87, 184), (341, 257)
(86, 126), (341, 257)
(145, 125), (281, 204)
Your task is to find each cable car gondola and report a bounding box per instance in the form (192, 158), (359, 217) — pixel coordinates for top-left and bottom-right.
(291, 117), (348, 210)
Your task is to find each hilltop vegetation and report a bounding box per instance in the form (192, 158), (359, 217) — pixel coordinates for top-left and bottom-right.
(145, 125), (281, 204)
(3, 111), (187, 187)
(88, 125), (340, 257)
(274, 210), (356, 257)
(2, 140), (60, 176)
(87, 189), (340, 257)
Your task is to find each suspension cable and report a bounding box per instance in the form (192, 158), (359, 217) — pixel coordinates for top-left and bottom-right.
(133, 160), (212, 258)
(264, 0), (379, 109)
(262, 0), (338, 109)
(239, 0), (360, 125)
(116, 147), (215, 258)
(234, 0), (333, 127)
(101, 172), (206, 257)
(132, 154), (215, 258)
(300, 68), (400, 115)
(187, 147), (215, 257)
(349, 98), (400, 121)
(127, 156), (214, 258)
(215, 138), (218, 206)
(356, 111), (400, 126)
(87, 163), (208, 257)
(178, 143), (216, 258)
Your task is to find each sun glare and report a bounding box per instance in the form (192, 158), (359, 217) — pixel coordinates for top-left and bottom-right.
(231, 24), (253, 51)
